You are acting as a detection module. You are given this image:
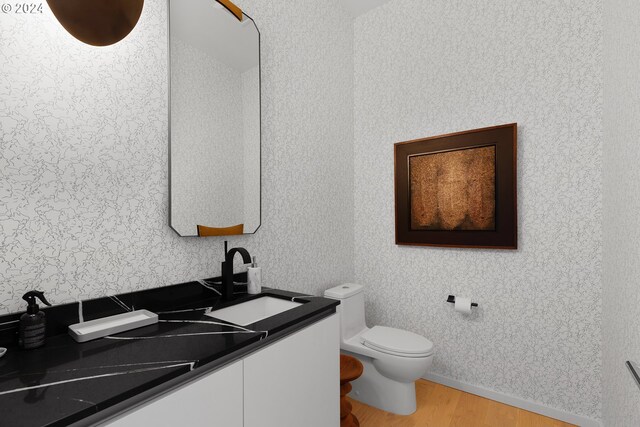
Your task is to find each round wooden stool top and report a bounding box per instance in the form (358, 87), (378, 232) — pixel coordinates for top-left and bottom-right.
(340, 355), (363, 427)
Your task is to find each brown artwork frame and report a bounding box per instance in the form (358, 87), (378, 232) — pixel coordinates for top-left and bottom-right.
(394, 123), (517, 249)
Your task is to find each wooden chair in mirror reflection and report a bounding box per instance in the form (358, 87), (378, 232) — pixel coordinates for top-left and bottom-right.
(197, 224), (244, 237)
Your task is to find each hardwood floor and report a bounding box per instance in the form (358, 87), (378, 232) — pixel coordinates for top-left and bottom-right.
(348, 380), (576, 427)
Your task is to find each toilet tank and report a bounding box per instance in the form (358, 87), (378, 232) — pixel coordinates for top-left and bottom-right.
(324, 284), (366, 341)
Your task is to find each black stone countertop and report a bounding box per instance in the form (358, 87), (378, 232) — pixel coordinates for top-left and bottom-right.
(0, 279), (339, 427)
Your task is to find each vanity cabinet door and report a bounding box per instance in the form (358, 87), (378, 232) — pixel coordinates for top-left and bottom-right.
(105, 360), (243, 427)
(243, 314), (340, 427)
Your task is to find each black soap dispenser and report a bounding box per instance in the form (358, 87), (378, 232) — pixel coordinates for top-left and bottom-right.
(19, 291), (51, 350)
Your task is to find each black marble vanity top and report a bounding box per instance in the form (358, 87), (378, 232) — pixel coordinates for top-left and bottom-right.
(0, 280), (339, 427)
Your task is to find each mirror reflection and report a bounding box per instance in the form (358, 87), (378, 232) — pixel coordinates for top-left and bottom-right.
(169, 0), (261, 237)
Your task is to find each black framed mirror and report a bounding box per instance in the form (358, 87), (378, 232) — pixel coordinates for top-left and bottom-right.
(168, 0), (261, 237)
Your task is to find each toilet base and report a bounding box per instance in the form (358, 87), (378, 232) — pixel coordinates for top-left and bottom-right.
(342, 351), (417, 416)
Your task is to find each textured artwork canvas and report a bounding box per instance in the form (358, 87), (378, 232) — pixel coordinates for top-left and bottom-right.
(394, 124), (516, 248)
(409, 146), (495, 231)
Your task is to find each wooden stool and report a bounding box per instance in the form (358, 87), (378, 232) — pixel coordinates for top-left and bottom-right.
(340, 354), (363, 427)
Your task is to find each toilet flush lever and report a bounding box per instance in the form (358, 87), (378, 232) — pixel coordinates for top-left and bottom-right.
(446, 295), (478, 308)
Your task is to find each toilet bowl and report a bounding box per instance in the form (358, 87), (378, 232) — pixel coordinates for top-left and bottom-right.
(324, 283), (434, 415)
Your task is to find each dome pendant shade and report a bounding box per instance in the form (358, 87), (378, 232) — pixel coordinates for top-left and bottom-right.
(46, 0), (144, 47)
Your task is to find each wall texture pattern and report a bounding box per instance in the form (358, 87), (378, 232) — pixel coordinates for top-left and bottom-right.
(0, 0), (354, 313)
(602, 0), (640, 425)
(353, 0), (602, 420)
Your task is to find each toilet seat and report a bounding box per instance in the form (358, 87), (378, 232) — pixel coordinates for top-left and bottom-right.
(360, 326), (433, 358)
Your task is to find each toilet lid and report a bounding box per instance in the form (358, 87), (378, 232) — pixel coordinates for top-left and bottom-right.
(360, 326), (434, 357)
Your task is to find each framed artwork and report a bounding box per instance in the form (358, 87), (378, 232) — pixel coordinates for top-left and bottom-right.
(394, 123), (517, 249)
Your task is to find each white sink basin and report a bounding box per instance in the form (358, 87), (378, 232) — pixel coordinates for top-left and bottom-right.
(205, 296), (303, 326)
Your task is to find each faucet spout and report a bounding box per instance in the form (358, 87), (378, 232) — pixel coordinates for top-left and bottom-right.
(221, 242), (252, 300)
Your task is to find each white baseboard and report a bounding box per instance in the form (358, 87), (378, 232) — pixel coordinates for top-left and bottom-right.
(423, 372), (602, 427)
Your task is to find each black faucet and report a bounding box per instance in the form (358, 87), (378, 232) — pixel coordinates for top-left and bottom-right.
(221, 241), (252, 301)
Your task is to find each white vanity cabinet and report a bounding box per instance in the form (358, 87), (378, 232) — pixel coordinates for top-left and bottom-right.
(105, 360), (243, 427)
(102, 314), (339, 427)
(244, 313), (339, 427)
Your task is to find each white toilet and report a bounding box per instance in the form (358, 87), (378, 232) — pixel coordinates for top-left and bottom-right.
(324, 283), (434, 416)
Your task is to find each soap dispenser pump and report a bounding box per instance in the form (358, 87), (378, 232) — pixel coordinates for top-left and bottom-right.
(19, 291), (51, 350)
(247, 256), (262, 295)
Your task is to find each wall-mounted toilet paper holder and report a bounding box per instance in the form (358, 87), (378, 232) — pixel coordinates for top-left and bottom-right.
(446, 295), (478, 308)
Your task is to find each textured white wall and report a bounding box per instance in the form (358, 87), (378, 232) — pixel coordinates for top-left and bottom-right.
(602, 0), (640, 425)
(0, 0), (354, 313)
(353, 0), (602, 420)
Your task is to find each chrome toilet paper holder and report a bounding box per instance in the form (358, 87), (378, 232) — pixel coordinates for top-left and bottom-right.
(446, 295), (478, 308)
